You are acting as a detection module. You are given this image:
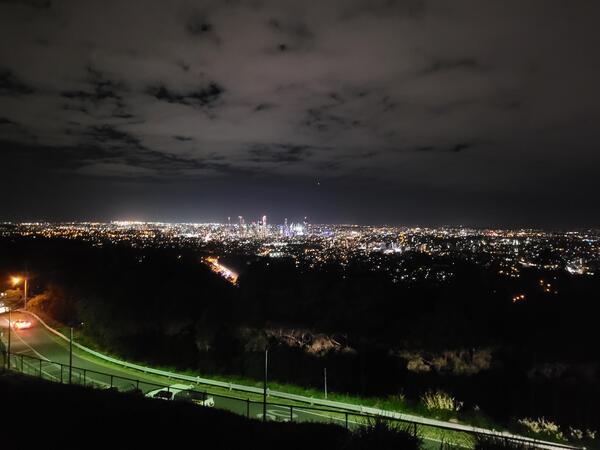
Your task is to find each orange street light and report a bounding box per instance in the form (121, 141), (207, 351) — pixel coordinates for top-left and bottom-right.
(10, 275), (28, 310)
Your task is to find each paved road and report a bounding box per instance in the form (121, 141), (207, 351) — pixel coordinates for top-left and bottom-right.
(0, 311), (375, 432)
(0, 311), (575, 450)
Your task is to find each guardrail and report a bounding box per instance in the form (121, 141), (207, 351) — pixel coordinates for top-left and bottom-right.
(3, 350), (585, 450)
(17, 310), (582, 450)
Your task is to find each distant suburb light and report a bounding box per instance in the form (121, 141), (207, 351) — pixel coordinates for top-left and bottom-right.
(512, 294), (526, 303)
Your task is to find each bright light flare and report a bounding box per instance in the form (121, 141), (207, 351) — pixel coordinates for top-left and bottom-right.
(11, 319), (32, 330)
(11, 276), (22, 286)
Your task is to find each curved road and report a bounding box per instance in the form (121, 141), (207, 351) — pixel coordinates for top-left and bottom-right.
(0, 311), (379, 432)
(0, 311), (578, 450)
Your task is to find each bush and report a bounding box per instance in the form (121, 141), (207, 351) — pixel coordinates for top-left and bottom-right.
(345, 418), (421, 450)
(567, 426), (598, 447)
(475, 436), (535, 450)
(421, 390), (463, 413)
(517, 417), (564, 441)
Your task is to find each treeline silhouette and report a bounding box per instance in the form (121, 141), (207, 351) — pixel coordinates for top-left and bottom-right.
(1, 236), (598, 430)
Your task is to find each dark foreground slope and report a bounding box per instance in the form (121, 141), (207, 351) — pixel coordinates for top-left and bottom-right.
(0, 371), (420, 450)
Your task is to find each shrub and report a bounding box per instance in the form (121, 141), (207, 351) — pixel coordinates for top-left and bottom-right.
(475, 436), (535, 450)
(567, 426), (598, 445)
(421, 390), (463, 413)
(517, 417), (564, 441)
(345, 418), (421, 450)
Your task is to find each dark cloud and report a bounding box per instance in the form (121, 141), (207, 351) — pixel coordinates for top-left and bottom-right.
(0, 70), (34, 95)
(61, 66), (133, 119)
(267, 17), (314, 52)
(340, 0), (427, 20)
(148, 82), (224, 108)
(187, 20), (212, 36)
(415, 146), (434, 152)
(0, 0), (51, 9)
(177, 61), (191, 72)
(304, 105), (360, 133)
(421, 58), (480, 76)
(1, 0), (599, 225)
(247, 143), (316, 164)
(254, 103), (276, 112)
(61, 67), (124, 103)
(414, 143), (473, 153)
(4, 126), (232, 178)
(83, 124), (143, 149)
(186, 15), (213, 36)
(451, 143), (472, 153)
(184, 11), (221, 45)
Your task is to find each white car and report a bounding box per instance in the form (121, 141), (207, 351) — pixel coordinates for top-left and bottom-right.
(145, 384), (215, 407)
(0, 303), (9, 314)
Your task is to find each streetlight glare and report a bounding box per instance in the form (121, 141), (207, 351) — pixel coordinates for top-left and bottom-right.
(10, 275), (28, 310)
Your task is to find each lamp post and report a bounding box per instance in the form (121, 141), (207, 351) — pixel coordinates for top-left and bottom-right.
(6, 308), (11, 370)
(69, 327), (73, 384)
(263, 346), (268, 422)
(11, 275), (28, 310)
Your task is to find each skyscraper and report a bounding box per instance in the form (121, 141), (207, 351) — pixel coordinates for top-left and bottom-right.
(262, 215), (267, 237)
(238, 216), (245, 237)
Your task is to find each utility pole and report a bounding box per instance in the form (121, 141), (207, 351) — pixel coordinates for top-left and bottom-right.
(23, 275), (28, 311)
(324, 367), (328, 399)
(7, 308), (11, 370)
(263, 346), (268, 422)
(69, 327), (73, 384)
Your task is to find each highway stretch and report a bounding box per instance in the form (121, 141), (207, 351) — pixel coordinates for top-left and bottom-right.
(0, 310), (580, 450)
(0, 311), (341, 424)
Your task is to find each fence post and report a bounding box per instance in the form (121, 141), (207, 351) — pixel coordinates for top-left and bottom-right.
(290, 405), (293, 422)
(345, 412), (348, 429)
(69, 327), (73, 384)
(39, 358), (42, 378)
(60, 364), (63, 384)
(20, 354), (23, 373)
(110, 375), (113, 388)
(136, 379), (140, 391)
(413, 422), (417, 437)
(246, 398), (250, 418)
(83, 369), (87, 386)
(7, 310), (11, 366)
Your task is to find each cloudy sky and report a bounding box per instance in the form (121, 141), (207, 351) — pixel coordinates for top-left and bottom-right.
(1, 0), (599, 226)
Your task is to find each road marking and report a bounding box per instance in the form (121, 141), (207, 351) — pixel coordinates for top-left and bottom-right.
(10, 327), (51, 361)
(5, 323), (114, 388)
(18, 358), (61, 382)
(255, 407), (299, 421)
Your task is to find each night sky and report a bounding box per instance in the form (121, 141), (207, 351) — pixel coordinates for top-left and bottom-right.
(1, 0), (599, 227)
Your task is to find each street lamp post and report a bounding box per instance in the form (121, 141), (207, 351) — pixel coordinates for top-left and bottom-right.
(263, 346), (268, 422)
(11, 275), (28, 310)
(6, 308), (11, 370)
(69, 327), (73, 384)
(23, 276), (28, 311)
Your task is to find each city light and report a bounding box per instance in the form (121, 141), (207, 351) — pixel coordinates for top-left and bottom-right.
(0, 222), (597, 286)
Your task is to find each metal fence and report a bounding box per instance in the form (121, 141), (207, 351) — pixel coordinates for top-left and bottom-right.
(15, 310), (589, 450)
(1, 349), (583, 450)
